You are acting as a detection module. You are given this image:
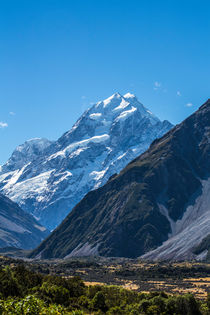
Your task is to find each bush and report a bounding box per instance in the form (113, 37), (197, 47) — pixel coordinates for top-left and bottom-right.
(207, 293), (210, 310)
(39, 282), (70, 305)
(107, 305), (124, 314)
(44, 275), (85, 298)
(90, 291), (107, 312)
(139, 298), (151, 313)
(0, 295), (45, 315)
(0, 266), (22, 298)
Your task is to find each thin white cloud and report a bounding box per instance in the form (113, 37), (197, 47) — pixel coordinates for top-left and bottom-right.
(9, 111), (15, 115)
(0, 122), (8, 128)
(81, 96), (86, 100)
(153, 81), (162, 90)
(177, 91), (181, 97)
(186, 102), (193, 107)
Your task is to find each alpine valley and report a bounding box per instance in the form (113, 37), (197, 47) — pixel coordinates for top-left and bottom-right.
(0, 93), (172, 230)
(30, 99), (210, 261)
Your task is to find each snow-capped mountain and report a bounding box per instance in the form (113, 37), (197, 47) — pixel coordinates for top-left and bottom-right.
(0, 93), (172, 230)
(30, 99), (210, 261)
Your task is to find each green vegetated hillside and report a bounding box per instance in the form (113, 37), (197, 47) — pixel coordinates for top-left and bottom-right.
(0, 263), (210, 315)
(30, 99), (210, 260)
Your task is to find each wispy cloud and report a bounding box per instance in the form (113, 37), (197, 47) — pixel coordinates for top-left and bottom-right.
(81, 96), (86, 100)
(9, 111), (15, 116)
(177, 91), (181, 97)
(153, 81), (162, 90)
(0, 122), (8, 128)
(186, 102), (193, 107)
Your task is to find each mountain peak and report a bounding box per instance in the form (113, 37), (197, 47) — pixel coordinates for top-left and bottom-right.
(91, 92), (160, 125)
(30, 99), (210, 259)
(123, 92), (136, 99)
(96, 92), (123, 108)
(0, 93), (173, 230)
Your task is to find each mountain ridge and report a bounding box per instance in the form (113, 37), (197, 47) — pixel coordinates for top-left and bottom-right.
(0, 193), (49, 249)
(29, 99), (210, 260)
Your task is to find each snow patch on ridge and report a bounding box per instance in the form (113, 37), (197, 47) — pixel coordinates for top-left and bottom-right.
(115, 106), (137, 122)
(103, 93), (121, 107)
(53, 171), (73, 185)
(33, 224), (47, 232)
(48, 134), (110, 161)
(124, 93), (135, 99)
(113, 99), (130, 111)
(90, 169), (108, 182)
(89, 113), (102, 120)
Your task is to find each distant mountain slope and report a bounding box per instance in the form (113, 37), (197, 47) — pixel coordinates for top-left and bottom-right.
(30, 99), (210, 260)
(0, 138), (53, 172)
(0, 193), (49, 249)
(0, 93), (172, 230)
(193, 234), (210, 262)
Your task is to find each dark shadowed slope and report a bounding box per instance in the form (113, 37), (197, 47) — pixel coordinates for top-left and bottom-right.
(30, 100), (210, 260)
(0, 194), (49, 249)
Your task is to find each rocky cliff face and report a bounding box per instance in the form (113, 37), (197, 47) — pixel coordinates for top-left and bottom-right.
(30, 100), (210, 260)
(0, 93), (172, 230)
(0, 193), (49, 249)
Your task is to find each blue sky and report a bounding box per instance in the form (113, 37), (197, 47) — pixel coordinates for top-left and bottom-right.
(0, 0), (209, 164)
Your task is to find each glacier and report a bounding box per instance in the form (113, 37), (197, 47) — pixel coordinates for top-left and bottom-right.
(0, 93), (173, 230)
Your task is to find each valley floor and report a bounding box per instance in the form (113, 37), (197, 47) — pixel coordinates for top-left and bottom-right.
(0, 255), (209, 300)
